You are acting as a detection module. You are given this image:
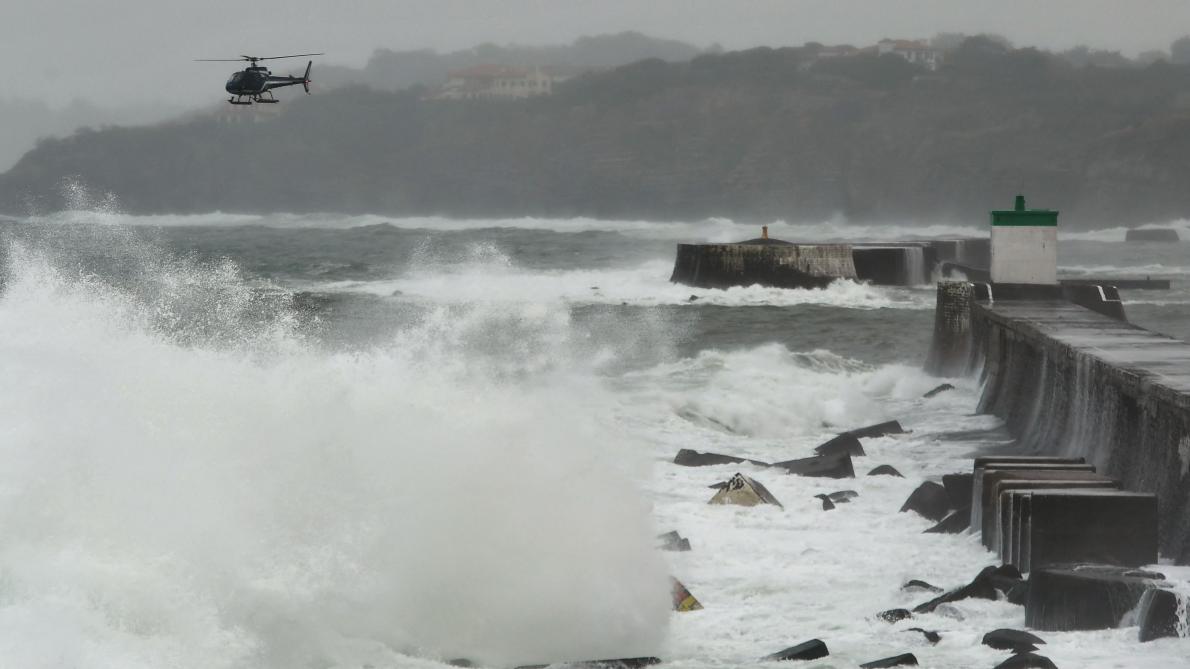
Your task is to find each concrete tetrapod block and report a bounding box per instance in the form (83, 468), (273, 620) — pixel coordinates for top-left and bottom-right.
(1025, 565), (1165, 631)
(762, 639), (829, 661)
(900, 481), (951, 522)
(941, 472), (973, 510)
(673, 449), (769, 467)
(671, 578), (703, 612)
(848, 420), (906, 439)
(708, 473), (784, 508)
(970, 457), (1086, 521)
(773, 452), (855, 478)
(1136, 587), (1181, 642)
(975, 467), (1102, 545)
(859, 653), (918, 668)
(813, 433), (865, 457)
(514, 659), (661, 669)
(994, 480), (1120, 562)
(1018, 490), (1158, 572)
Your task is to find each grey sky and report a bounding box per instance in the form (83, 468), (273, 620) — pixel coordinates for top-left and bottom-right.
(6, 0), (1190, 108)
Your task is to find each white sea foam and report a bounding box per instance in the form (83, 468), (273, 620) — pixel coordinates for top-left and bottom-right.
(312, 245), (933, 310)
(24, 209), (987, 244)
(0, 241), (670, 669)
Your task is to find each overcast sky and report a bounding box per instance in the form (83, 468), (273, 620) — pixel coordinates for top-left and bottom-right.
(7, 0), (1190, 108)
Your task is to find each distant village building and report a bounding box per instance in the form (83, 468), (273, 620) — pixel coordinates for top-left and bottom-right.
(437, 65), (569, 100)
(877, 39), (941, 70)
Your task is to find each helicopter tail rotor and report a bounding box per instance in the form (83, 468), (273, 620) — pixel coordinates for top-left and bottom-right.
(302, 61), (312, 94)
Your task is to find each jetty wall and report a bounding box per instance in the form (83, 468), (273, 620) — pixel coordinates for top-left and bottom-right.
(669, 243), (856, 289)
(928, 283), (1190, 562)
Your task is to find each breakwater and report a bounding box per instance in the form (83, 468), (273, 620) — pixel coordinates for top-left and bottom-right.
(928, 282), (1190, 563)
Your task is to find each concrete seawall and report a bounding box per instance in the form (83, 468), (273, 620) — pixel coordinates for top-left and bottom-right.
(669, 242), (856, 289)
(929, 283), (1190, 562)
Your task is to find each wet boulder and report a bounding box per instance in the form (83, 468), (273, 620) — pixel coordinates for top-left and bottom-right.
(1137, 587), (1180, 642)
(762, 639), (829, 662)
(848, 420), (907, 439)
(877, 608), (913, 623)
(814, 433), (865, 457)
(992, 653), (1058, 669)
(656, 531), (691, 552)
(515, 658), (661, 669)
(901, 579), (943, 594)
(982, 629), (1045, 653)
(671, 578), (703, 612)
(814, 494), (835, 510)
(1025, 565), (1163, 631)
(906, 628), (941, 644)
(860, 653), (918, 668)
(868, 464), (904, 477)
(924, 507), (971, 534)
(922, 383), (955, 398)
(828, 490), (859, 503)
(674, 449), (769, 467)
(708, 473), (783, 508)
(941, 473), (973, 510)
(774, 452), (855, 478)
(913, 565), (1022, 613)
(900, 481), (951, 521)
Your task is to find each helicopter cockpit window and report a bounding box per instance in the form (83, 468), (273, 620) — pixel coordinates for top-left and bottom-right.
(227, 72), (244, 85)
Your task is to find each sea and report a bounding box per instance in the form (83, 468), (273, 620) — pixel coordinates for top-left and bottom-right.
(1, 205), (1189, 669)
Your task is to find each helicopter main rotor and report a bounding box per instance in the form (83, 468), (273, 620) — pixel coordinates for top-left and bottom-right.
(195, 52), (323, 66)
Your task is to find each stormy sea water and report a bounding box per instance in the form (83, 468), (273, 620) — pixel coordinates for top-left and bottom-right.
(1, 207), (1190, 669)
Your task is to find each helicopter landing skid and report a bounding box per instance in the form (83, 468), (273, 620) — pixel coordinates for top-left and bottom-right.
(228, 97), (253, 105)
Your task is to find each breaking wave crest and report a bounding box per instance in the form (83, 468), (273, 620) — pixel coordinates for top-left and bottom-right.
(0, 232), (671, 668)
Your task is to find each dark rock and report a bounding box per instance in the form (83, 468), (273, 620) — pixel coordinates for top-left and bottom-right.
(673, 449), (768, 467)
(447, 660), (474, 667)
(914, 565), (1022, 613)
(906, 628), (941, 644)
(1025, 565), (1163, 631)
(828, 490), (859, 503)
(657, 531), (691, 552)
(814, 433), (865, 457)
(941, 473), (973, 510)
(860, 654), (918, 668)
(924, 507), (970, 534)
(901, 580), (944, 594)
(868, 464), (904, 477)
(1137, 587), (1180, 642)
(762, 639), (829, 662)
(688, 295), (698, 301)
(982, 629), (1046, 653)
(1006, 581), (1029, 606)
(900, 481), (950, 521)
(848, 420), (907, 439)
(922, 383), (955, 398)
(814, 494), (836, 511)
(991, 653), (1058, 669)
(773, 452), (855, 478)
(514, 658), (661, 669)
(877, 608), (913, 623)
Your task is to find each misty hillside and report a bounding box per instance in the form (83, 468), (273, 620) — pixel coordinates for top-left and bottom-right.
(315, 32), (706, 91)
(6, 37), (1190, 226)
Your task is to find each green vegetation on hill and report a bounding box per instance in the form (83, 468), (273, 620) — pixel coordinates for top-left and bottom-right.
(6, 37), (1190, 226)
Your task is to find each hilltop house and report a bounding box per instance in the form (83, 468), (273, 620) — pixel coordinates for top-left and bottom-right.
(877, 39), (941, 70)
(437, 65), (568, 100)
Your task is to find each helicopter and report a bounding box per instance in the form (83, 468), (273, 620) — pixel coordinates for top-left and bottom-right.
(196, 53), (323, 105)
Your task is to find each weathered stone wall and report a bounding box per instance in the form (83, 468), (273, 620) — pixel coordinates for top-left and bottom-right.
(670, 243), (856, 289)
(963, 301), (1190, 563)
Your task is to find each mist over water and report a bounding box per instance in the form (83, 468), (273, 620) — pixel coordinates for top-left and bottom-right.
(0, 226), (672, 668)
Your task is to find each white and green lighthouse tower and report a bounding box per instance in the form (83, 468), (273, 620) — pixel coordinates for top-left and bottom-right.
(990, 195), (1058, 285)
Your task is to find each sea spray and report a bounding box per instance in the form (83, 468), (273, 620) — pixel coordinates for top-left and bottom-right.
(0, 236), (671, 668)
